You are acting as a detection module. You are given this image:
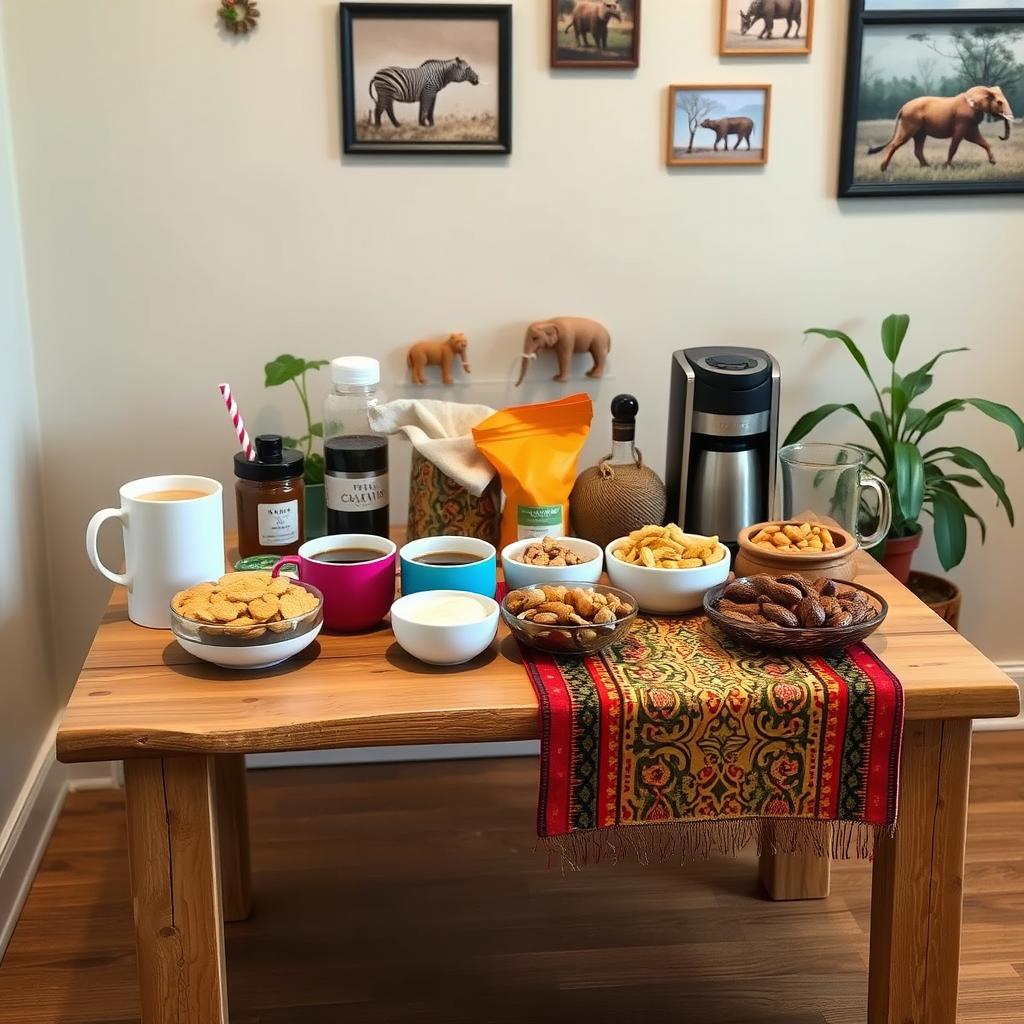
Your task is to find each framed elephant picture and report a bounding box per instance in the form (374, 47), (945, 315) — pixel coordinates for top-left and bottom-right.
(719, 0), (815, 56)
(339, 3), (512, 155)
(551, 0), (641, 69)
(839, 1), (1024, 196)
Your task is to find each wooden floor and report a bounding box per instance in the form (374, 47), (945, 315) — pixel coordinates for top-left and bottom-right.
(1, 734), (1022, 1024)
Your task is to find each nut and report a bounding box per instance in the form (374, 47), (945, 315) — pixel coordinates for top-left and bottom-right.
(796, 596), (826, 628)
(777, 574), (814, 598)
(826, 611), (854, 628)
(723, 580), (759, 603)
(759, 601), (801, 628)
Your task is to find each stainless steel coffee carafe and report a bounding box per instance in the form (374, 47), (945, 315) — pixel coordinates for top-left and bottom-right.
(665, 348), (780, 547)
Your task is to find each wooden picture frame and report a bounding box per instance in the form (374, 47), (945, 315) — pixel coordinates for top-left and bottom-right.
(719, 0), (814, 56)
(550, 0), (641, 69)
(666, 84), (772, 167)
(339, 3), (512, 155)
(839, 1), (1024, 197)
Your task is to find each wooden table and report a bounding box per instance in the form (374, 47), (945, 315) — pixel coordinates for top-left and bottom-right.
(56, 551), (1019, 1024)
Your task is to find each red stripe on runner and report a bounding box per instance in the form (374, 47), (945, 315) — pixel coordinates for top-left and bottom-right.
(808, 654), (848, 820)
(588, 656), (621, 829)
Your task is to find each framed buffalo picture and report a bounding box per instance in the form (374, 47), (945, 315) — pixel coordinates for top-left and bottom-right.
(666, 84), (771, 167)
(840, 1), (1024, 196)
(339, 3), (512, 155)
(719, 0), (815, 56)
(551, 0), (641, 69)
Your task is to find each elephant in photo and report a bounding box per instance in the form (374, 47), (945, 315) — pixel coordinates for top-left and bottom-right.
(516, 317), (611, 387)
(701, 116), (755, 150)
(868, 85), (1015, 170)
(563, 1), (623, 50)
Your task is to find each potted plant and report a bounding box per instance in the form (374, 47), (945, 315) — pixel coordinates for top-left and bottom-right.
(785, 314), (1023, 599)
(264, 354), (329, 539)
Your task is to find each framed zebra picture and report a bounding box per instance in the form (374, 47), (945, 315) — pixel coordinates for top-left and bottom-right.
(339, 3), (512, 155)
(719, 0), (815, 57)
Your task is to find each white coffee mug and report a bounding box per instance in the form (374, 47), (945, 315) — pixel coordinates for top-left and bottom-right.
(86, 475), (226, 628)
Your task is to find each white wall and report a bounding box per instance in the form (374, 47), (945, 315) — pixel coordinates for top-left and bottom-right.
(2, 0), (1023, 693)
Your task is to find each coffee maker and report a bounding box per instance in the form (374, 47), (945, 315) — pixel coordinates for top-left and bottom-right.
(665, 347), (781, 546)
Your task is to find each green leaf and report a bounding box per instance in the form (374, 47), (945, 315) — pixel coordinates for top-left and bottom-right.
(963, 399), (1024, 451)
(282, 435), (301, 448)
(784, 403), (860, 445)
(931, 488), (968, 571)
(903, 407), (928, 436)
(880, 313), (910, 364)
(805, 328), (876, 385)
(909, 398), (965, 439)
(893, 441), (926, 522)
(928, 481), (987, 543)
(264, 354), (307, 388)
(901, 348), (968, 402)
(926, 446), (1015, 526)
(304, 452), (325, 486)
(305, 360), (330, 371)
(309, 422), (324, 438)
(888, 383), (909, 432)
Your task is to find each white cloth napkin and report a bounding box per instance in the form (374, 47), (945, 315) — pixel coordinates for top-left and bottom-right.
(368, 399), (497, 497)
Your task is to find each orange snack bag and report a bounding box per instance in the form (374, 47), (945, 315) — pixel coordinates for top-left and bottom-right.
(473, 394), (593, 549)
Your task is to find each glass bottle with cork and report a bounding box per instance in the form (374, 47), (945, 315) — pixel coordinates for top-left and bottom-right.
(323, 356), (390, 538)
(234, 434), (305, 558)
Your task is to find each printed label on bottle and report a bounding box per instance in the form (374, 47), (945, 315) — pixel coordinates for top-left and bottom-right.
(257, 500), (299, 546)
(516, 504), (563, 540)
(326, 471), (389, 512)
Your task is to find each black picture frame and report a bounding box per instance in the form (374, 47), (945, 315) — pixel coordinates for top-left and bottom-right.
(839, 2), (1024, 197)
(340, 3), (512, 156)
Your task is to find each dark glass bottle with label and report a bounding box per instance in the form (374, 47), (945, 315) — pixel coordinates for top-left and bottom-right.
(234, 435), (305, 558)
(324, 435), (389, 538)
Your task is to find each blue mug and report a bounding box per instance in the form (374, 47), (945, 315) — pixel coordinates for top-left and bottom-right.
(399, 536), (497, 599)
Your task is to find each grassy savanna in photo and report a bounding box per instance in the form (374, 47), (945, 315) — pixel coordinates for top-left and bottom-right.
(668, 86), (770, 166)
(850, 22), (1024, 187)
(552, 0), (639, 67)
(357, 112), (499, 144)
(720, 0), (813, 56)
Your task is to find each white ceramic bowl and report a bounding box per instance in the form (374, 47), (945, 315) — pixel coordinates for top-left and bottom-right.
(604, 536), (732, 615)
(173, 621), (323, 670)
(390, 590), (499, 666)
(501, 537), (603, 592)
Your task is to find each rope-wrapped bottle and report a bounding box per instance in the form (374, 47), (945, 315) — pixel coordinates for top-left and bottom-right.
(569, 394), (667, 548)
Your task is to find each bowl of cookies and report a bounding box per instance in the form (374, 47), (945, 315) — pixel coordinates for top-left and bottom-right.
(735, 520), (857, 582)
(502, 583), (637, 657)
(604, 524), (731, 615)
(170, 572), (323, 670)
(704, 574), (887, 653)
(501, 536), (603, 591)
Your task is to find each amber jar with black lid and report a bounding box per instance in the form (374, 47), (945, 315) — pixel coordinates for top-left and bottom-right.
(234, 435), (305, 558)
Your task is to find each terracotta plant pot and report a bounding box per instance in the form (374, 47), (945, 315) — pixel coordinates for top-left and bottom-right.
(908, 571), (961, 631)
(879, 530), (923, 585)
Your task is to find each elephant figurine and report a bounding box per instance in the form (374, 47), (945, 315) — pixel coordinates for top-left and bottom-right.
(516, 317), (611, 387)
(406, 332), (471, 385)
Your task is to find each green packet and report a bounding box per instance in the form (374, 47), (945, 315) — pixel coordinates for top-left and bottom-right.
(233, 555), (297, 575)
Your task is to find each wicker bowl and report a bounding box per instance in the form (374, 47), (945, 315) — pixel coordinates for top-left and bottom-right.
(734, 520), (858, 582)
(703, 578), (887, 654)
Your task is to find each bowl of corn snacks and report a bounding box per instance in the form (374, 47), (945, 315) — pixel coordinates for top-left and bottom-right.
(604, 524), (731, 615)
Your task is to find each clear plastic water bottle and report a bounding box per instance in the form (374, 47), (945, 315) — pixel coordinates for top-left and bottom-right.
(323, 356), (385, 438)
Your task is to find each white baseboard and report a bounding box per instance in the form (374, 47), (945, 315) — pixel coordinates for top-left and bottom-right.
(974, 663), (1024, 731)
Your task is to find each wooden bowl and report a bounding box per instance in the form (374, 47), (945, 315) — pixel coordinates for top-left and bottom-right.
(734, 520), (858, 582)
(703, 578), (887, 654)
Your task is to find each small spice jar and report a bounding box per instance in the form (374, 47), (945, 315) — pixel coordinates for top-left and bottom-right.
(325, 434), (389, 538)
(234, 434), (305, 558)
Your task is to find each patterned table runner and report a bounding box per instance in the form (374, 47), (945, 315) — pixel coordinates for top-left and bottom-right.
(519, 613), (903, 866)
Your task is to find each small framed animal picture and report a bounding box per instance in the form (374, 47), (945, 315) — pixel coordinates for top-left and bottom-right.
(666, 84), (771, 167)
(720, 0), (814, 56)
(840, 1), (1024, 196)
(551, 0), (641, 69)
(339, 3), (512, 155)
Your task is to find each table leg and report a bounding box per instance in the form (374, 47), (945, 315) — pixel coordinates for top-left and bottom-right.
(868, 718), (972, 1024)
(124, 756), (229, 1024)
(759, 849), (831, 900)
(214, 754), (252, 922)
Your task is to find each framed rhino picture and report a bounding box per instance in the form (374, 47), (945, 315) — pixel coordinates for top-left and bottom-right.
(666, 84), (772, 167)
(339, 3), (512, 155)
(551, 0), (641, 69)
(719, 0), (815, 56)
(839, 1), (1024, 196)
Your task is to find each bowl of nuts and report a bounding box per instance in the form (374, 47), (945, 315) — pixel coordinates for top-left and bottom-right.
(502, 583), (637, 657)
(501, 536), (603, 592)
(735, 520), (857, 583)
(704, 574), (887, 653)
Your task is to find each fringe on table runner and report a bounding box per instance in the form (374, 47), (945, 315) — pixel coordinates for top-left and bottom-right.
(539, 817), (894, 872)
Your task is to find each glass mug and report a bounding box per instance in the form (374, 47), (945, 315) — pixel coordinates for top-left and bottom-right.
(779, 443), (892, 549)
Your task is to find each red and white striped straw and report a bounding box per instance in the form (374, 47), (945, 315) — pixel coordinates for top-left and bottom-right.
(218, 383), (255, 461)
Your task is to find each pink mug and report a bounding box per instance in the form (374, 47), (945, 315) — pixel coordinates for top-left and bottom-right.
(272, 534), (396, 632)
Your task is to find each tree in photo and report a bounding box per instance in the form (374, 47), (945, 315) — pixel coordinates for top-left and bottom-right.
(678, 92), (721, 153)
(909, 26), (1024, 110)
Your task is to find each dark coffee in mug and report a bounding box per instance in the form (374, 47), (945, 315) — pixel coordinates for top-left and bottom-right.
(312, 547), (384, 564)
(411, 551), (484, 566)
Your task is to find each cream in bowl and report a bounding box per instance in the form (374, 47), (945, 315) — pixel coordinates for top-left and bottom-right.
(501, 536), (603, 591)
(605, 525), (731, 614)
(390, 590), (499, 666)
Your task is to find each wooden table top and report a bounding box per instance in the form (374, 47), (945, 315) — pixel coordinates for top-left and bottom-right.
(56, 547), (1020, 763)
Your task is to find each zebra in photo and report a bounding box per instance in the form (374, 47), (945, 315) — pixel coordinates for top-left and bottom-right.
(369, 57), (480, 128)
